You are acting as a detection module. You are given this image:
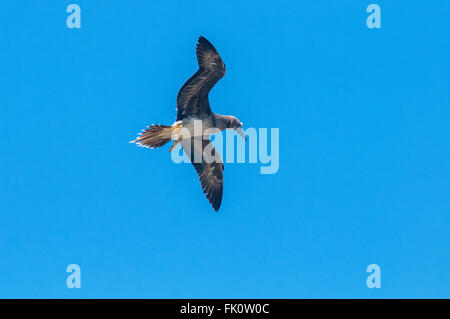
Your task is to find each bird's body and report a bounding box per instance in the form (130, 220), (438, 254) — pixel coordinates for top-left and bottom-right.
(131, 36), (246, 212)
(173, 116), (218, 138)
(172, 113), (241, 138)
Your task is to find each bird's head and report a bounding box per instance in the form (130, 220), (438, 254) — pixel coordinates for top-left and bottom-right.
(228, 116), (247, 141)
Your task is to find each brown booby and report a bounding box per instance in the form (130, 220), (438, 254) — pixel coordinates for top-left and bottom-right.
(131, 36), (246, 211)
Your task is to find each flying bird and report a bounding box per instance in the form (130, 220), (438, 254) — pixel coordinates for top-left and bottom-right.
(131, 36), (246, 212)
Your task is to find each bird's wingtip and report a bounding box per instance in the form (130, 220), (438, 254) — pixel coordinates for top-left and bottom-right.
(197, 36), (215, 51)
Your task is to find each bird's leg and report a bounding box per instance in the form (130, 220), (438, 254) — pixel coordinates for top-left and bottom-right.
(169, 122), (183, 153)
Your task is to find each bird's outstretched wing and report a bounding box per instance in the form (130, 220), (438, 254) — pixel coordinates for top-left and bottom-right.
(176, 36), (226, 121)
(181, 137), (224, 211)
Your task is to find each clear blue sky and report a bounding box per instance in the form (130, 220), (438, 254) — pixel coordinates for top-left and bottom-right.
(0, 1), (448, 298)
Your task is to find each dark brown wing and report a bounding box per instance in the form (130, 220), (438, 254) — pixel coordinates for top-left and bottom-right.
(176, 36), (226, 121)
(181, 137), (224, 211)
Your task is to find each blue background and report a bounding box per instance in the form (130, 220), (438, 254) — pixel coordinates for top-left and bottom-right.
(0, 1), (448, 298)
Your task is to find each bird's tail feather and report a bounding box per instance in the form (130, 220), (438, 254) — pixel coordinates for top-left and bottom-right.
(130, 124), (173, 149)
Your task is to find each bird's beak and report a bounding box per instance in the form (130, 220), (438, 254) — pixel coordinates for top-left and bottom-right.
(235, 127), (247, 141)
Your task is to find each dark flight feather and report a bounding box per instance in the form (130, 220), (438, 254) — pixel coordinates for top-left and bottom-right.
(181, 137), (224, 211)
(176, 36), (226, 121)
